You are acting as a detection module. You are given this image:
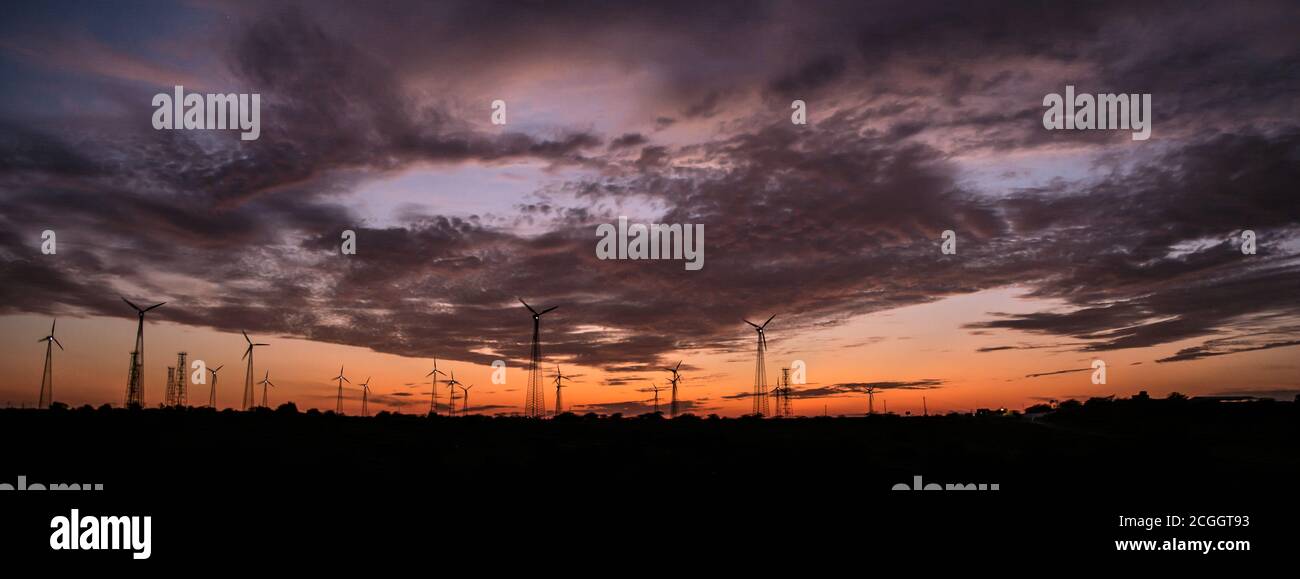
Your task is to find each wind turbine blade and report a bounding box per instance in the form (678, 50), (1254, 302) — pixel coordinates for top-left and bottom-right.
(242, 330), (251, 344)
(241, 346), (251, 360)
(53, 338), (64, 350)
(145, 302), (166, 312)
(51, 319), (56, 334)
(263, 371), (269, 380)
(214, 365), (224, 372)
(255, 343), (269, 346)
(762, 313), (776, 328)
(121, 297), (142, 312)
(540, 306), (558, 315)
(744, 319), (759, 328)
(519, 298), (538, 315)
(37, 337), (47, 343)
(675, 360), (683, 371)
(343, 376), (351, 384)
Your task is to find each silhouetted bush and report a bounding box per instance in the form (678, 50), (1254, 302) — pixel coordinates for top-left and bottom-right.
(1057, 399), (1083, 411)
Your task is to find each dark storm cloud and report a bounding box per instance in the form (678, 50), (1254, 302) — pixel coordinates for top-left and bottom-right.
(0, 0), (1298, 376)
(967, 131), (1300, 356)
(1156, 334), (1300, 364)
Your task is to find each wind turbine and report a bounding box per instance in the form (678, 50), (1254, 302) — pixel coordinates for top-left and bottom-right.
(744, 314), (776, 416)
(643, 382), (667, 415)
(662, 360), (683, 417)
(520, 298), (558, 418)
(460, 384), (474, 415)
(864, 384), (878, 415)
(549, 364), (581, 416)
(206, 364), (224, 408)
(773, 367), (794, 417)
(359, 377), (372, 417)
(37, 319), (63, 408)
(240, 331), (268, 410)
(122, 297), (165, 407)
(331, 365), (350, 415)
(443, 370), (463, 417)
(258, 371), (276, 408)
(426, 358), (447, 416)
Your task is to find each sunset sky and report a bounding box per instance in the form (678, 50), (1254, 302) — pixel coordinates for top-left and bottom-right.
(1, 0), (1297, 416)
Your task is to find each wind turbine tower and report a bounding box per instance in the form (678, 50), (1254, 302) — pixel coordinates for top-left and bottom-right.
(122, 297), (165, 408)
(240, 331), (268, 410)
(165, 367), (175, 406)
(331, 365), (350, 414)
(207, 365), (224, 408)
(774, 367), (793, 417)
(36, 319), (62, 408)
(744, 314), (776, 416)
(460, 384), (473, 415)
(645, 383), (666, 415)
(550, 364), (580, 416)
(166, 351), (188, 406)
(426, 358), (446, 415)
(520, 298), (558, 418)
(259, 371), (276, 408)
(663, 361), (683, 417)
(443, 370), (462, 417)
(360, 377), (372, 416)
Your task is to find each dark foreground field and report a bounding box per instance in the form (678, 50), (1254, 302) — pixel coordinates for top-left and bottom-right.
(2, 396), (1295, 567)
